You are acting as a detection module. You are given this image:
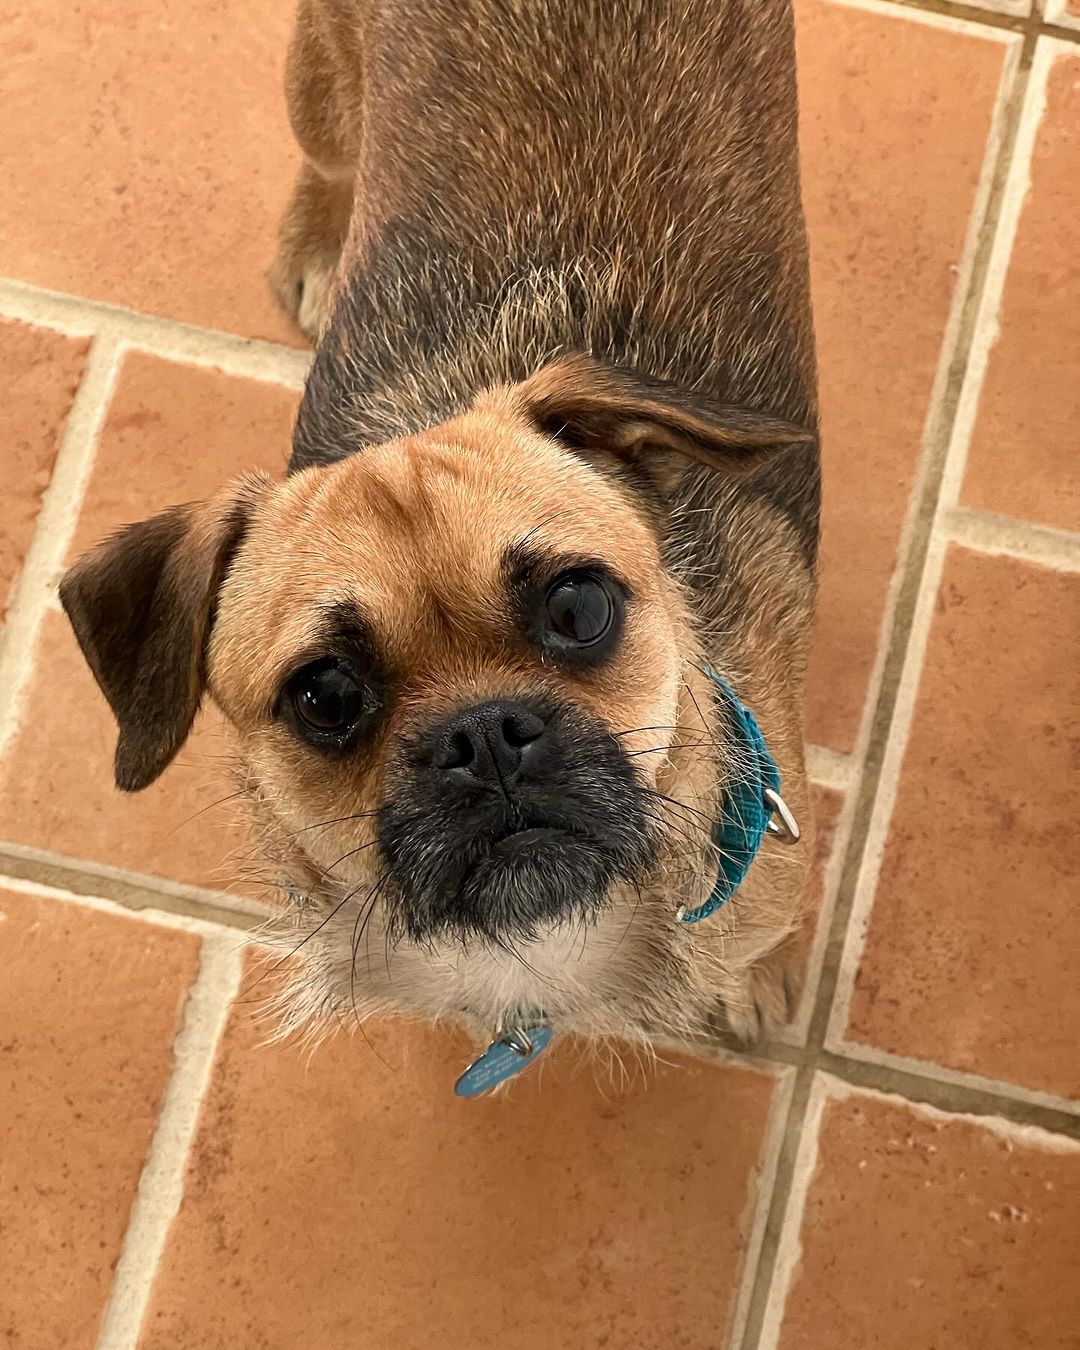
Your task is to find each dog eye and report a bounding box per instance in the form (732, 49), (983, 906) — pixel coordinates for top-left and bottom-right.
(543, 574), (615, 647)
(287, 660), (368, 735)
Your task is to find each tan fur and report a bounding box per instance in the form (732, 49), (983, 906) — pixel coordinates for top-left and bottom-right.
(204, 399), (813, 1045)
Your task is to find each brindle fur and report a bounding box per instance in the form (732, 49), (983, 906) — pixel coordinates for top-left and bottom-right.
(274, 0), (820, 1040)
(62, 0), (819, 1051)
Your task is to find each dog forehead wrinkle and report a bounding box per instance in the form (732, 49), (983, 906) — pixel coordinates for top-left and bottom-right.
(339, 414), (661, 584)
(275, 515), (490, 672)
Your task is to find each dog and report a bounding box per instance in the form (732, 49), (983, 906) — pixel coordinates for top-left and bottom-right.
(60, 0), (819, 1076)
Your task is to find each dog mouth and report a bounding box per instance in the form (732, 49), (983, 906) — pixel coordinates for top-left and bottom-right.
(490, 826), (571, 855)
(466, 824), (588, 890)
(445, 822), (623, 938)
(380, 800), (654, 944)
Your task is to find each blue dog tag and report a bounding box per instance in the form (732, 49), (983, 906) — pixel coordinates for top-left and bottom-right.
(454, 1024), (553, 1098)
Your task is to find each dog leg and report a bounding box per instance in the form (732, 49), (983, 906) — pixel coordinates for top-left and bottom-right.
(270, 162), (353, 340)
(713, 939), (800, 1045)
(270, 0), (364, 340)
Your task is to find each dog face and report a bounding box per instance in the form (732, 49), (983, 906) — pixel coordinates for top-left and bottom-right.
(212, 404), (684, 949)
(60, 356), (811, 1033)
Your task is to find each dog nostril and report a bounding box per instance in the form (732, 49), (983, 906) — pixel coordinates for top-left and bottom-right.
(434, 729), (477, 771)
(431, 701), (547, 783)
(502, 712), (545, 749)
(452, 731), (477, 768)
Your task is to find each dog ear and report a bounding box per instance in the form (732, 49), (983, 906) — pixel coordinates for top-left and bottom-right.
(59, 474), (270, 793)
(509, 353), (815, 495)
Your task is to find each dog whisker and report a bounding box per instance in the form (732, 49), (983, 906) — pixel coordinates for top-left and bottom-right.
(243, 877), (371, 1001)
(625, 739), (713, 760)
(321, 837), (380, 877)
(169, 790), (249, 834)
(289, 809), (381, 839)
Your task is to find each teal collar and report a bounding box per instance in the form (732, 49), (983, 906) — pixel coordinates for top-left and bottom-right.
(676, 667), (799, 924)
(453, 668), (800, 1096)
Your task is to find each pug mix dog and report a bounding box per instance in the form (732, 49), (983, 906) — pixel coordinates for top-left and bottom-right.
(61, 0), (819, 1083)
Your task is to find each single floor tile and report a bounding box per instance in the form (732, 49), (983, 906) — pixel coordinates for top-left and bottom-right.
(846, 547), (1080, 1099)
(0, 884), (200, 1350)
(775, 1083), (1080, 1350)
(962, 47), (1080, 533)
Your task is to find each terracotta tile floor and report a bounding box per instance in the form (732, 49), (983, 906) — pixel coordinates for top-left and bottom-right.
(1, 2), (1077, 1348)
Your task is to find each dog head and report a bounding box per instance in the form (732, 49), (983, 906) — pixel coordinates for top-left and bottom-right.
(60, 355), (811, 1031)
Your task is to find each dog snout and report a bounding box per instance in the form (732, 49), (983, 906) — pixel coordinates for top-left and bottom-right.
(430, 699), (547, 790)
(380, 697), (659, 942)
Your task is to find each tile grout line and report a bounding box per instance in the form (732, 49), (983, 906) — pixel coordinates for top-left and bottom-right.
(829, 0), (1026, 36)
(820, 1044), (1080, 1124)
(754, 1073), (831, 1350)
(946, 503), (1080, 569)
(936, 36), (1064, 514)
(0, 854), (266, 934)
(0, 276), (311, 391)
(0, 335), (123, 761)
(813, 1070), (1080, 1150)
(774, 778), (861, 1047)
(883, 0), (1080, 36)
(93, 935), (244, 1350)
(728, 1066), (798, 1350)
(0, 871), (255, 945)
(888, 0), (1027, 27)
(0, 839), (273, 927)
(737, 25), (1039, 1349)
(824, 32), (1059, 1054)
(685, 1026), (1080, 1138)
(717, 723), (857, 1050)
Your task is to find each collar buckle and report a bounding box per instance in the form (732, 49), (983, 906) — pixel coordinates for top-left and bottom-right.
(763, 787), (801, 844)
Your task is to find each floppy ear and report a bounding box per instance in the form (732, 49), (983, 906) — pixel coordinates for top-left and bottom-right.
(59, 474), (270, 793)
(509, 353), (815, 496)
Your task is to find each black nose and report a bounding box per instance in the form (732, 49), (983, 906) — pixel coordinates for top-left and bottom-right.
(431, 700), (547, 789)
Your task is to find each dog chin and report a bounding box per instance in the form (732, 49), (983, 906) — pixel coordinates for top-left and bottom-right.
(456, 827), (615, 936)
(399, 826), (624, 945)
(301, 884), (651, 1035)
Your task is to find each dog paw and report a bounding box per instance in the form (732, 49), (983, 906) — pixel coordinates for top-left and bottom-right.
(716, 954), (797, 1045)
(269, 162), (351, 342)
(270, 248), (336, 341)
